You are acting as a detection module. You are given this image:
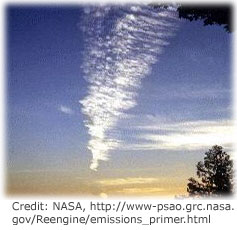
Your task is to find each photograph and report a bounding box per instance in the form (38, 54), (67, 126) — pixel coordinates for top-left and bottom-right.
(6, 2), (234, 198)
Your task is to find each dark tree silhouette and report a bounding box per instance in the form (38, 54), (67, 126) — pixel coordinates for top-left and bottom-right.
(178, 5), (232, 33)
(187, 145), (233, 197)
(151, 4), (232, 32)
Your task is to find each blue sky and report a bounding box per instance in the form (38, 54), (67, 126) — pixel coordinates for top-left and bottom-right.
(7, 5), (232, 196)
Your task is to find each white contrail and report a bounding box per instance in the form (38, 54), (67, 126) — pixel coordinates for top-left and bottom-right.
(80, 5), (179, 170)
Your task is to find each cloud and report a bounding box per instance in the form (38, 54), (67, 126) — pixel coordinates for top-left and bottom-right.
(96, 177), (167, 195)
(80, 5), (179, 170)
(97, 177), (159, 186)
(58, 105), (74, 115)
(121, 119), (233, 151)
(116, 187), (165, 195)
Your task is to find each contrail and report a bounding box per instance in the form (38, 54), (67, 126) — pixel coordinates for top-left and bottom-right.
(80, 5), (179, 170)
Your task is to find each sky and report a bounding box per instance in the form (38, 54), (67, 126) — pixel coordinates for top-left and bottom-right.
(7, 5), (232, 197)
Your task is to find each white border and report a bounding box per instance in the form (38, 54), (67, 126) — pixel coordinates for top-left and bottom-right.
(1, 0), (236, 229)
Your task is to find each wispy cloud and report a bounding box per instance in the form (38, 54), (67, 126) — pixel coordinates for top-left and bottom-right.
(80, 5), (179, 170)
(58, 105), (74, 115)
(97, 177), (159, 186)
(116, 187), (165, 195)
(121, 119), (233, 151)
(96, 177), (170, 196)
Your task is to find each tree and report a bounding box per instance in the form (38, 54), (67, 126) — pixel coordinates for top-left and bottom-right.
(187, 145), (233, 197)
(178, 5), (232, 33)
(151, 4), (232, 32)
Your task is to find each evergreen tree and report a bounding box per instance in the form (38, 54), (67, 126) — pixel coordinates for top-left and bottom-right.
(187, 145), (233, 196)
